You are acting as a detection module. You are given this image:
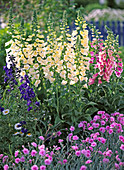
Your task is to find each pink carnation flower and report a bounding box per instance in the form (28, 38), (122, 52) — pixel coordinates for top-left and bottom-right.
(85, 160), (92, 164)
(120, 144), (124, 151)
(39, 136), (44, 140)
(31, 165), (38, 170)
(22, 148), (29, 155)
(4, 164), (9, 170)
(70, 126), (75, 131)
(40, 165), (46, 170)
(44, 159), (51, 165)
(73, 135), (79, 140)
(15, 158), (20, 164)
(80, 165), (87, 170)
(31, 142), (37, 148)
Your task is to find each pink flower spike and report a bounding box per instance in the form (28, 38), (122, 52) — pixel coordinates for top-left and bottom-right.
(31, 165), (39, 170)
(39, 136), (44, 140)
(80, 165), (87, 170)
(40, 165), (46, 170)
(4, 164), (9, 170)
(85, 160), (92, 164)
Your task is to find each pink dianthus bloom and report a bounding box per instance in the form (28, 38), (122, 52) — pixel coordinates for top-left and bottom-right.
(75, 150), (81, 157)
(39, 136), (44, 141)
(88, 126), (93, 130)
(39, 149), (46, 156)
(40, 165), (46, 170)
(44, 159), (51, 165)
(31, 165), (39, 170)
(103, 158), (109, 163)
(4, 164), (9, 170)
(0, 154), (3, 159)
(80, 165), (87, 170)
(22, 148), (29, 155)
(15, 150), (19, 157)
(31, 142), (37, 148)
(120, 144), (124, 151)
(97, 111), (105, 115)
(31, 150), (37, 157)
(70, 126), (75, 131)
(99, 127), (105, 133)
(85, 160), (92, 164)
(119, 135), (124, 143)
(20, 156), (25, 162)
(108, 129), (113, 134)
(58, 139), (63, 143)
(15, 158), (20, 164)
(115, 163), (120, 169)
(91, 142), (97, 147)
(63, 159), (67, 164)
(73, 135), (79, 140)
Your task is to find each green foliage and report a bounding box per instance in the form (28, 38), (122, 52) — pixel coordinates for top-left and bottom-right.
(84, 3), (107, 13)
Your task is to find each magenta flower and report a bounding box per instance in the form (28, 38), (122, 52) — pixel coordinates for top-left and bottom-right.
(73, 135), (79, 140)
(75, 150), (81, 157)
(108, 129), (113, 134)
(80, 165), (87, 170)
(103, 158), (109, 163)
(99, 127), (105, 133)
(31, 142), (37, 148)
(91, 142), (97, 147)
(39, 136), (44, 140)
(31, 165), (39, 170)
(4, 164), (9, 170)
(72, 146), (79, 151)
(85, 160), (92, 164)
(0, 154), (3, 159)
(119, 135), (124, 143)
(101, 120), (106, 125)
(63, 159), (67, 164)
(115, 163), (120, 169)
(40, 165), (46, 170)
(58, 139), (64, 143)
(88, 126), (93, 130)
(57, 131), (62, 136)
(22, 148), (29, 155)
(120, 144), (124, 151)
(44, 159), (51, 165)
(70, 126), (75, 131)
(15, 158), (20, 164)
(15, 150), (19, 157)
(20, 156), (25, 162)
(39, 149), (46, 156)
(31, 150), (37, 157)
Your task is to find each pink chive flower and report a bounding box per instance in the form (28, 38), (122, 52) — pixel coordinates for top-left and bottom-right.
(63, 159), (67, 164)
(40, 165), (46, 170)
(31, 150), (37, 157)
(22, 148), (29, 155)
(31, 165), (39, 170)
(103, 158), (109, 163)
(39, 136), (44, 140)
(20, 156), (25, 162)
(85, 160), (92, 164)
(4, 164), (9, 170)
(44, 159), (51, 165)
(70, 126), (75, 131)
(39, 149), (46, 156)
(58, 139), (63, 143)
(15, 158), (20, 164)
(91, 142), (97, 147)
(73, 135), (79, 140)
(31, 142), (37, 148)
(15, 150), (19, 157)
(75, 150), (81, 157)
(120, 144), (124, 151)
(80, 165), (87, 170)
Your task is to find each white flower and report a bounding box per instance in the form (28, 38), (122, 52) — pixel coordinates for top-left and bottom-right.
(26, 133), (32, 137)
(3, 109), (9, 115)
(14, 123), (22, 130)
(13, 132), (20, 136)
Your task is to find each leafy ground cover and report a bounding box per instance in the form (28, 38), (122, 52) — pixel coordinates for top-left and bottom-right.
(0, 9), (124, 170)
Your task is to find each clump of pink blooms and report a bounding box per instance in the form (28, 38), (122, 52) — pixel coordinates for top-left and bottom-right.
(0, 111), (124, 170)
(89, 39), (123, 85)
